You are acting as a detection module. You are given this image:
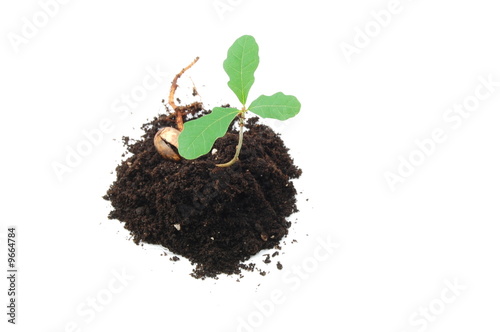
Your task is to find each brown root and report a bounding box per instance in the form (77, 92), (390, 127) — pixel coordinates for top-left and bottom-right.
(168, 56), (200, 131)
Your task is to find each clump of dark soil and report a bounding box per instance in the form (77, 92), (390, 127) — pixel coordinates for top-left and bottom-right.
(103, 103), (301, 279)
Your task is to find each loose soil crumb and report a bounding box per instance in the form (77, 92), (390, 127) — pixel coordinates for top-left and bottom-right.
(103, 103), (301, 279)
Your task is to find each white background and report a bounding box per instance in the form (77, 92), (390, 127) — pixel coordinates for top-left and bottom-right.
(1, 0), (500, 331)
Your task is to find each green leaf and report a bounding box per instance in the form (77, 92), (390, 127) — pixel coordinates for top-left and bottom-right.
(223, 35), (259, 105)
(248, 92), (301, 120)
(178, 107), (240, 159)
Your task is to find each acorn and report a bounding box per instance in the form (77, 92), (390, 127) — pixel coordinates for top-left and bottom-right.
(154, 127), (181, 161)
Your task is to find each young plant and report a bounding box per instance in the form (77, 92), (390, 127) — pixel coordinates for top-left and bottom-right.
(177, 35), (301, 167)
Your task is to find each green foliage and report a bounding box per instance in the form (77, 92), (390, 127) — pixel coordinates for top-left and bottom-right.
(177, 35), (301, 162)
(249, 92), (301, 120)
(178, 107), (240, 159)
(223, 35), (259, 105)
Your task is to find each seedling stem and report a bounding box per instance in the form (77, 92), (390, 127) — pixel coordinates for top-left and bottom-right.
(216, 109), (246, 167)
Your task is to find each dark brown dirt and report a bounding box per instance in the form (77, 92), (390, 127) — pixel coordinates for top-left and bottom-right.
(103, 103), (301, 279)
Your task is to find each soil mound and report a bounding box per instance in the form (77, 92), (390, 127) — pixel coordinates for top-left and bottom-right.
(104, 103), (301, 278)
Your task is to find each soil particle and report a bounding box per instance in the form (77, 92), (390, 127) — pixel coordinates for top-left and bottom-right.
(104, 103), (301, 279)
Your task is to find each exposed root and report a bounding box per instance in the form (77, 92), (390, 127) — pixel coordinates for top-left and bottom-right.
(168, 57), (200, 131)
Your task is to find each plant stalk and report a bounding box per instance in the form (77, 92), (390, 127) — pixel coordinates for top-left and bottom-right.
(216, 112), (246, 167)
